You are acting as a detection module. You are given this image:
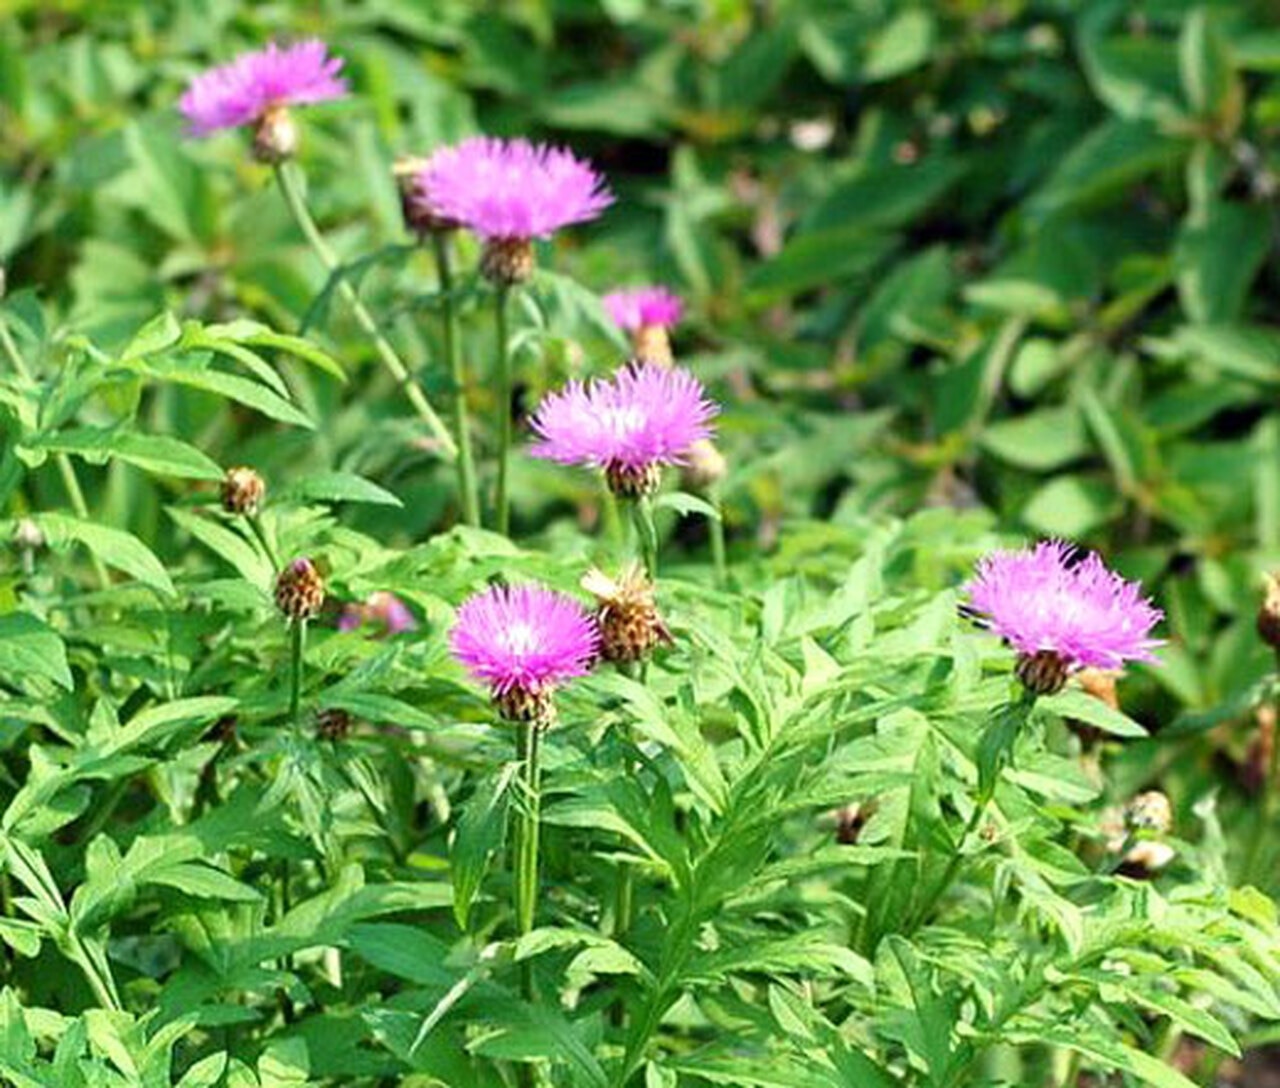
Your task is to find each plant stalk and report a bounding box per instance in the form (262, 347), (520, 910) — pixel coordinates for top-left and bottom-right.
(631, 496), (659, 581)
(708, 486), (727, 589)
(494, 286), (513, 535)
(1243, 651), (1280, 884)
(431, 232), (480, 526)
(289, 619), (306, 742)
(272, 162), (457, 459)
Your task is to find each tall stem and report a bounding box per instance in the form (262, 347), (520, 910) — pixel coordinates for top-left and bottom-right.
(1244, 651), (1280, 884)
(631, 496), (659, 581)
(1, 308), (110, 588)
(708, 486), (727, 589)
(272, 163), (457, 459)
(431, 233), (480, 526)
(514, 718), (543, 1021)
(494, 286), (513, 535)
(289, 620), (306, 741)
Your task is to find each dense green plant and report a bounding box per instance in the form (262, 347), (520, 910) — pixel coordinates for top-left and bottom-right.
(2, 1), (1280, 1085)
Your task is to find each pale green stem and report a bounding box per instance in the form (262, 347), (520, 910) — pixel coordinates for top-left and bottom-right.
(708, 486), (727, 589)
(513, 716), (542, 1088)
(272, 163), (457, 459)
(493, 286), (514, 535)
(289, 619), (306, 742)
(631, 496), (659, 581)
(431, 232), (480, 526)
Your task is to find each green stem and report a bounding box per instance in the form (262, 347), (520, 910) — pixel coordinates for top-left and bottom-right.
(0, 311), (110, 589)
(431, 233), (480, 527)
(245, 512), (278, 569)
(494, 286), (513, 535)
(1243, 654), (1280, 885)
(289, 620), (306, 741)
(708, 487), (727, 589)
(272, 162), (457, 459)
(631, 496), (659, 581)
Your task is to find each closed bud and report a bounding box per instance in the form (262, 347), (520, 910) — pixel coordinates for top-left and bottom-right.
(12, 518), (43, 552)
(275, 557), (325, 622)
(316, 707), (353, 742)
(480, 237), (535, 287)
(1124, 790), (1172, 835)
(495, 684), (557, 729)
(1257, 572), (1280, 650)
(583, 563), (672, 665)
(221, 466), (265, 516)
(1015, 649), (1070, 696)
(252, 104), (299, 164)
(393, 156), (458, 237)
(834, 800), (876, 845)
(680, 438), (727, 492)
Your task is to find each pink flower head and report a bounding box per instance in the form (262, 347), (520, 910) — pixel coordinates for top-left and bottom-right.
(338, 592), (417, 635)
(964, 540), (1164, 672)
(178, 40), (348, 137)
(529, 362), (717, 475)
(603, 287), (684, 333)
(450, 584), (599, 698)
(421, 137), (613, 241)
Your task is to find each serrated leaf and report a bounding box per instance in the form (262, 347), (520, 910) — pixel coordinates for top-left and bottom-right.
(31, 512), (174, 596)
(0, 613), (72, 690)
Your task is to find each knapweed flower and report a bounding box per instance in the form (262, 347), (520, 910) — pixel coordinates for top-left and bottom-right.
(529, 362), (718, 497)
(582, 563), (672, 664)
(221, 466), (265, 516)
(964, 540), (1163, 695)
(338, 591), (417, 635)
(178, 40), (348, 161)
(421, 137), (613, 286)
(604, 286), (684, 367)
(275, 557), (326, 622)
(449, 584), (599, 725)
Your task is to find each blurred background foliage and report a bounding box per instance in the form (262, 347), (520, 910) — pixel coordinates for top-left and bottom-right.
(3, 0), (1280, 875)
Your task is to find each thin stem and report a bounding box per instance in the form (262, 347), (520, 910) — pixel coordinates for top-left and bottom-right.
(289, 620), (306, 742)
(272, 162), (457, 459)
(514, 720), (543, 947)
(493, 286), (513, 535)
(708, 487), (727, 589)
(631, 496), (659, 581)
(245, 512), (277, 569)
(1243, 652), (1280, 884)
(431, 232), (480, 527)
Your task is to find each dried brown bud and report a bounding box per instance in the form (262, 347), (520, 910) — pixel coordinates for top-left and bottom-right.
(316, 707), (353, 742)
(274, 558), (326, 622)
(1015, 650), (1070, 696)
(1258, 572), (1280, 650)
(393, 155), (458, 237)
(583, 563), (672, 665)
(1241, 704), (1276, 796)
(480, 237), (535, 287)
(834, 801), (876, 845)
(252, 105), (299, 164)
(1124, 790), (1173, 835)
(605, 460), (661, 499)
(221, 466), (266, 516)
(680, 438), (727, 492)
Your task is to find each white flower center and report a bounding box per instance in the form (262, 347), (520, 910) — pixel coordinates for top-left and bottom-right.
(502, 622), (539, 658)
(601, 405), (646, 440)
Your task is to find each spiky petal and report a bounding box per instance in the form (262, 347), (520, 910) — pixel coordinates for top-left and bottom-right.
(964, 540), (1163, 673)
(529, 362), (718, 486)
(602, 287), (684, 333)
(178, 40), (348, 137)
(449, 584), (599, 705)
(421, 136), (613, 241)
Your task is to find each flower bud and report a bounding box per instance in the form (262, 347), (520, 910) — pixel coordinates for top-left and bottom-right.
(1014, 649), (1070, 696)
(605, 460), (661, 499)
(1124, 790), (1172, 835)
(632, 325), (674, 368)
(1257, 572), (1280, 650)
(495, 684), (557, 729)
(480, 237), (535, 288)
(275, 557), (325, 622)
(252, 104), (299, 164)
(393, 156), (458, 237)
(835, 801), (875, 845)
(583, 563), (672, 665)
(316, 707), (353, 742)
(221, 466), (266, 516)
(680, 438), (727, 492)
(12, 518), (43, 552)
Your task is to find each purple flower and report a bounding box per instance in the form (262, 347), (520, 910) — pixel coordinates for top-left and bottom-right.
(338, 592), (417, 635)
(450, 585), (599, 713)
(964, 541), (1163, 673)
(178, 40), (348, 137)
(529, 363), (717, 495)
(421, 137), (613, 241)
(603, 287), (684, 332)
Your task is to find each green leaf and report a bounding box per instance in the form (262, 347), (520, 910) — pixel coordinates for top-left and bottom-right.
(450, 767), (514, 930)
(1176, 202), (1270, 323)
(1010, 1021), (1199, 1088)
(277, 471), (403, 508)
(31, 512), (175, 596)
(1021, 475), (1118, 537)
(653, 490), (720, 521)
(863, 9), (935, 82)
(1039, 689), (1147, 737)
(34, 427), (223, 480)
(980, 408), (1088, 471)
(1180, 8), (1239, 121)
(0, 613), (72, 690)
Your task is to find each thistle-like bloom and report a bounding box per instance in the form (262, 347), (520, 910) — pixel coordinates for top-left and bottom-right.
(421, 137), (613, 285)
(449, 584), (599, 724)
(338, 592), (417, 635)
(965, 540), (1163, 693)
(582, 563), (672, 664)
(529, 362), (718, 497)
(604, 286), (684, 367)
(178, 40), (348, 158)
(603, 287), (684, 334)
